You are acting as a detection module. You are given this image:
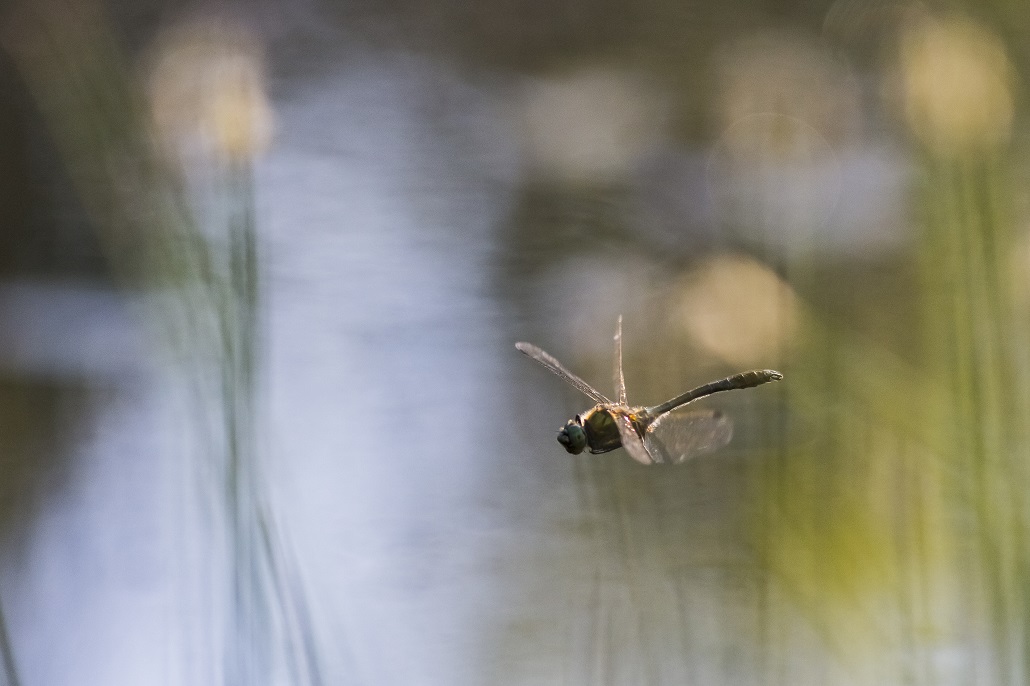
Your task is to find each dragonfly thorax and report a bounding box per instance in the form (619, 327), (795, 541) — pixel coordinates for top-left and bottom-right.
(558, 405), (650, 456)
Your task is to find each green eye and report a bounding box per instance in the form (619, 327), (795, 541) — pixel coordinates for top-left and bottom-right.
(558, 420), (587, 454)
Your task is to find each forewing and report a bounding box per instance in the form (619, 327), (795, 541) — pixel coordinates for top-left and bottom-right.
(613, 315), (627, 406)
(614, 412), (655, 466)
(644, 409), (733, 465)
(516, 342), (612, 405)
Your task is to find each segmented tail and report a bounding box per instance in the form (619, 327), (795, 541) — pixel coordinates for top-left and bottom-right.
(648, 369), (782, 417)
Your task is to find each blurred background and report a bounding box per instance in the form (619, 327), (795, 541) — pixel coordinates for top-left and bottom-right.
(0, 0), (1027, 683)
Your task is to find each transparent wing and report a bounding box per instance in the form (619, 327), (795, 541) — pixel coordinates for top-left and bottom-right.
(613, 315), (627, 406)
(614, 412), (655, 466)
(516, 342), (612, 405)
(644, 409), (733, 465)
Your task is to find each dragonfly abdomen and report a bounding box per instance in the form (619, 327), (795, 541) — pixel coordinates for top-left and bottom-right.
(648, 369), (783, 416)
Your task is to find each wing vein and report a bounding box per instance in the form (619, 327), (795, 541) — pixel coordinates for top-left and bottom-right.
(516, 342), (612, 405)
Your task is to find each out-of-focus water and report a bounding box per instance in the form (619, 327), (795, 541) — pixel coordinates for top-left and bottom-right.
(259, 56), (521, 685)
(6, 3), (1028, 685)
(0, 43), (791, 684)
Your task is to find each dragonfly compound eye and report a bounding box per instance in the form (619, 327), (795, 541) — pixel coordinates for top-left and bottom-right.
(557, 420), (587, 454)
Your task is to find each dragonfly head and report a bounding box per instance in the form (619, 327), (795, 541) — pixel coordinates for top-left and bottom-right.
(558, 417), (587, 454)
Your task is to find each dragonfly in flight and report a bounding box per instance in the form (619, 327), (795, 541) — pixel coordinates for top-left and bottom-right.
(516, 316), (782, 465)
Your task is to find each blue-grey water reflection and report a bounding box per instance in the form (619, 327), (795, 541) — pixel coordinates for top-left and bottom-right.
(261, 57), (520, 685)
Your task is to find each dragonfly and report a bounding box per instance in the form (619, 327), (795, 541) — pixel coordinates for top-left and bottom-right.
(516, 316), (782, 465)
